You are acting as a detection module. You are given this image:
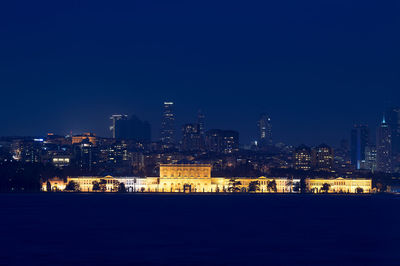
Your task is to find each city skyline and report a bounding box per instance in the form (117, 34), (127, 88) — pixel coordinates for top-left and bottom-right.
(0, 102), (398, 148)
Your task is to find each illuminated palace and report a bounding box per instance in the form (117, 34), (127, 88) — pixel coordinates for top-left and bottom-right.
(43, 164), (372, 193)
(307, 177), (372, 193)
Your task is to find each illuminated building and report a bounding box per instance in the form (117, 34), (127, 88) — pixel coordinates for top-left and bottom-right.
(147, 164), (300, 193)
(181, 123), (202, 151)
(294, 145), (312, 170)
(11, 139), (43, 163)
(114, 177), (147, 192)
(67, 176), (119, 192)
(360, 145), (377, 172)
(72, 133), (97, 146)
(153, 164), (213, 192)
(257, 113), (272, 146)
(205, 129), (239, 154)
(43, 166), (371, 194)
(351, 124), (369, 169)
(376, 116), (392, 173)
(45, 133), (70, 146)
(52, 155), (71, 168)
(306, 178), (371, 193)
(160, 101), (175, 148)
(312, 144), (334, 171)
(101, 140), (131, 166)
(42, 177), (66, 192)
(237, 177), (300, 193)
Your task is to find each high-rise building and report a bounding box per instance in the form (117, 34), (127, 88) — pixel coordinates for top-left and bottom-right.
(110, 115), (151, 142)
(110, 114), (128, 139)
(376, 116), (392, 173)
(294, 145), (312, 170)
(73, 138), (97, 173)
(312, 144), (334, 171)
(360, 145), (377, 172)
(205, 129), (239, 154)
(385, 107), (400, 156)
(350, 124), (369, 169)
(181, 123), (202, 151)
(257, 114), (272, 146)
(160, 102), (175, 147)
(197, 109), (205, 136)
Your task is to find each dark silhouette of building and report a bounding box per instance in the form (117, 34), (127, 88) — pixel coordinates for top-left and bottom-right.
(197, 109), (205, 136)
(160, 102), (175, 148)
(385, 107), (400, 156)
(111, 115), (151, 142)
(376, 116), (392, 173)
(351, 124), (369, 169)
(181, 123), (203, 151)
(110, 114), (128, 139)
(257, 113), (272, 146)
(73, 138), (97, 173)
(205, 129), (239, 154)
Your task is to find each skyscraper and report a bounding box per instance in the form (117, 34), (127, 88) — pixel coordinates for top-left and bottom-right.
(110, 114), (128, 138)
(181, 123), (202, 151)
(110, 114), (151, 142)
(294, 145), (312, 170)
(160, 102), (175, 147)
(257, 114), (272, 146)
(205, 129), (239, 154)
(312, 144), (334, 171)
(376, 116), (392, 173)
(385, 107), (400, 156)
(360, 145), (377, 172)
(197, 109), (205, 136)
(350, 124), (369, 169)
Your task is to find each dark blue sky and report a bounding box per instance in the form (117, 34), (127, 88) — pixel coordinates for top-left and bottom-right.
(0, 0), (399, 146)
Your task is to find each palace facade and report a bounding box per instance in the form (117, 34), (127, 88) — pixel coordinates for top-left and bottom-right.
(42, 164), (372, 193)
(307, 177), (372, 193)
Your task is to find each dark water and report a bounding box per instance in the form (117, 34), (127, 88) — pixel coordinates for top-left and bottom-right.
(0, 193), (399, 265)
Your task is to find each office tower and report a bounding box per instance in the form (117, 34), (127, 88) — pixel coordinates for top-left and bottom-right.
(205, 129), (239, 154)
(110, 115), (151, 142)
(385, 107), (400, 155)
(73, 138), (97, 173)
(312, 144), (334, 171)
(294, 145), (312, 170)
(105, 140), (130, 166)
(160, 102), (175, 147)
(257, 113), (272, 146)
(360, 145), (377, 172)
(376, 116), (392, 173)
(181, 123), (202, 151)
(350, 124), (369, 169)
(110, 114), (128, 138)
(197, 109), (205, 136)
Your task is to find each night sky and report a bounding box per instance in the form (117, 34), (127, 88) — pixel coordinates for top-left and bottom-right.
(1, 0), (399, 146)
